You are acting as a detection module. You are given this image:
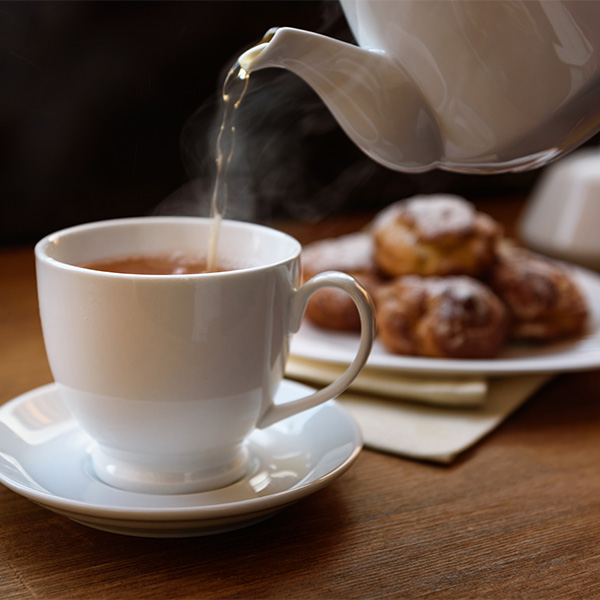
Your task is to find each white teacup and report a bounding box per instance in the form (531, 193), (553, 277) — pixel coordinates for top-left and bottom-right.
(35, 217), (374, 494)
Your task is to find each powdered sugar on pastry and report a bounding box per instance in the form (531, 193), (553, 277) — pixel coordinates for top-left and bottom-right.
(372, 195), (502, 277)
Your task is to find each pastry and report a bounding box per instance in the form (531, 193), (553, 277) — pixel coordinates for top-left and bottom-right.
(488, 242), (588, 341)
(301, 232), (382, 331)
(372, 195), (502, 277)
(301, 231), (377, 278)
(375, 275), (509, 358)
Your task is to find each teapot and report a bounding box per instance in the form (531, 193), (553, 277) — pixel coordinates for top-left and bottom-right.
(239, 0), (600, 173)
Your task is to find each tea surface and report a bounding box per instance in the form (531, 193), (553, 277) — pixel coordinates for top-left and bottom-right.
(80, 252), (230, 275)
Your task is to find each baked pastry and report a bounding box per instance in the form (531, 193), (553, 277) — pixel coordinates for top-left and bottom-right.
(488, 242), (588, 341)
(372, 195), (502, 277)
(375, 275), (509, 358)
(301, 232), (382, 331)
(302, 271), (382, 331)
(301, 232), (377, 278)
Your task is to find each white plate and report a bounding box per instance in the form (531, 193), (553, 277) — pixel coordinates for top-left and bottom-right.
(291, 267), (600, 376)
(0, 381), (361, 537)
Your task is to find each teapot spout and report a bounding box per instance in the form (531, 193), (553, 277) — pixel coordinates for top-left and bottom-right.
(239, 28), (442, 172)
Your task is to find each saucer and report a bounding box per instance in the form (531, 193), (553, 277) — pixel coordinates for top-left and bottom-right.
(0, 380), (362, 537)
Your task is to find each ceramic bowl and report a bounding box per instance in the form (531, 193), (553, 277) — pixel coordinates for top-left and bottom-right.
(519, 149), (600, 270)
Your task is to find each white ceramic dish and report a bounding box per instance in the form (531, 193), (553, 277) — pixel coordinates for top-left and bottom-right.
(291, 266), (600, 376)
(0, 381), (362, 538)
(520, 149), (600, 270)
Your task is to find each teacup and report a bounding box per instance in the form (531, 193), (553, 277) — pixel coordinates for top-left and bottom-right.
(35, 217), (374, 494)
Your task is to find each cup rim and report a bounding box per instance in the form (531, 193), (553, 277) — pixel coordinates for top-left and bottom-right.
(35, 216), (302, 279)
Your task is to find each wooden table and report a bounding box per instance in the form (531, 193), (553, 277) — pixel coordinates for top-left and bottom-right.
(1, 199), (600, 599)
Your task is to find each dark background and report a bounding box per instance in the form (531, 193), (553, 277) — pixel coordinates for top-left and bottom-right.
(1, 1), (593, 244)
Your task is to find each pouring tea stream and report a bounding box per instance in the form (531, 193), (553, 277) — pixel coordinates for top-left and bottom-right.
(207, 61), (250, 271)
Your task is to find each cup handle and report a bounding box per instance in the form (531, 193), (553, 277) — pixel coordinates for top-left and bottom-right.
(257, 271), (375, 428)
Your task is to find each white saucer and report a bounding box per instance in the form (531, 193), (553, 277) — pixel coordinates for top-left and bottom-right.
(0, 381), (362, 537)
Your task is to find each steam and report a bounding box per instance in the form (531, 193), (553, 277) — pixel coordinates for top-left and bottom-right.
(155, 67), (339, 221)
(153, 2), (379, 224)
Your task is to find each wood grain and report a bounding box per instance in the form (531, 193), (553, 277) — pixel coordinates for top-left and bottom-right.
(1, 205), (600, 598)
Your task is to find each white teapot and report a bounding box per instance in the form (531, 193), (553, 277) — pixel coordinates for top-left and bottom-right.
(240, 0), (600, 173)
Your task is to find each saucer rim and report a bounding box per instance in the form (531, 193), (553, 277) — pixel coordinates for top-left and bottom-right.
(0, 381), (362, 523)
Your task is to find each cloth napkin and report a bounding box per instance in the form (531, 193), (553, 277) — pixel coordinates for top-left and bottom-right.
(286, 356), (488, 407)
(285, 355), (553, 463)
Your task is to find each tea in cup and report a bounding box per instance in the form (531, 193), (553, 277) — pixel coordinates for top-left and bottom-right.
(35, 217), (374, 494)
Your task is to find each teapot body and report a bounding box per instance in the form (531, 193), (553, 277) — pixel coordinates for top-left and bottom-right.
(340, 0), (600, 172)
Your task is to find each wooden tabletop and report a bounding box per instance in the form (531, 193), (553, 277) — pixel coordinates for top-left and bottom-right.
(1, 199), (600, 599)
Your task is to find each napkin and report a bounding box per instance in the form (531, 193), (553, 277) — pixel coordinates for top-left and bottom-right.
(286, 356), (488, 406)
(285, 356), (553, 463)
